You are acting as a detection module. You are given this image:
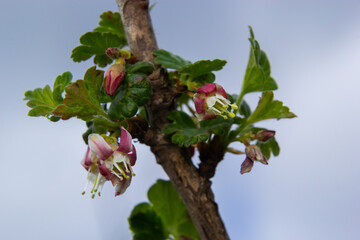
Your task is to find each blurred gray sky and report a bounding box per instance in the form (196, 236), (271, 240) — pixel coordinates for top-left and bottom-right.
(1, 0), (360, 239)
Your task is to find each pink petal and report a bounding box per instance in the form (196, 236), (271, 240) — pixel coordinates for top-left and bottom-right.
(88, 134), (114, 160)
(197, 83), (216, 96)
(215, 84), (228, 98)
(117, 127), (133, 153)
(129, 144), (137, 166)
(81, 147), (94, 170)
(98, 163), (112, 180)
(194, 95), (205, 114)
(114, 177), (132, 196)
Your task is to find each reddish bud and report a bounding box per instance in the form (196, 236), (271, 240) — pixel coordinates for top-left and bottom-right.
(104, 63), (125, 96)
(256, 130), (275, 142)
(245, 145), (268, 165)
(240, 157), (254, 174)
(106, 48), (121, 59)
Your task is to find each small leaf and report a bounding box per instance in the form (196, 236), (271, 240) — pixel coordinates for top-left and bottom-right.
(154, 49), (191, 70)
(127, 61), (155, 75)
(148, 180), (200, 239)
(128, 79), (152, 106)
(240, 26), (278, 96)
(239, 99), (252, 118)
(71, 32), (124, 67)
(24, 72), (72, 122)
(128, 202), (167, 240)
(164, 111), (208, 147)
(181, 59), (227, 77)
(256, 137), (280, 159)
(247, 91), (296, 124)
(93, 11), (127, 42)
(200, 117), (232, 135)
(52, 67), (107, 121)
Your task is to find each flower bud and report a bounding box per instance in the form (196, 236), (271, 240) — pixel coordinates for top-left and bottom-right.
(256, 130), (275, 142)
(106, 48), (121, 59)
(240, 157), (254, 174)
(104, 63), (125, 96)
(245, 145), (268, 165)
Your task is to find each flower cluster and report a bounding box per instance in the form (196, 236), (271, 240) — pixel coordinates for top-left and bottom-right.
(193, 83), (238, 120)
(81, 127), (137, 198)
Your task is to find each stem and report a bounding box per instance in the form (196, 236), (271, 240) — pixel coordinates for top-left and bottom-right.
(116, 0), (230, 239)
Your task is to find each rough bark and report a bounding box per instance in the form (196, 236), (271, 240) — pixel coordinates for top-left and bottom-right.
(116, 1), (230, 239)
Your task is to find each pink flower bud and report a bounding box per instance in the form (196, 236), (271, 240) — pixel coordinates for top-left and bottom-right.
(256, 130), (275, 142)
(106, 48), (121, 59)
(104, 63), (125, 96)
(245, 145), (268, 165)
(240, 157), (254, 174)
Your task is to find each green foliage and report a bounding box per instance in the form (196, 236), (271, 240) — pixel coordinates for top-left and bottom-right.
(126, 61), (155, 75)
(200, 117), (232, 135)
(239, 99), (252, 118)
(154, 49), (226, 90)
(108, 78), (152, 121)
(247, 91), (296, 124)
(257, 137), (280, 159)
(129, 180), (199, 240)
(240, 26), (278, 97)
(52, 66), (108, 121)
(71, 32), (125, 67)
(93, 11), (127, 40)
(164, 111), (209, 147)
(24, 71), (72, 122)
(129, 203), (167, 240)
(71, 11), (127, 67)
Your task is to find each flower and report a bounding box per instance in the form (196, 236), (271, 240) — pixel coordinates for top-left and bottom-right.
(256, 130), (276, 142)
(240, 145), (268, 174)
(104, 63), (125, 96)
(193, 83), (238, 120)
(81, 127), (137, 198)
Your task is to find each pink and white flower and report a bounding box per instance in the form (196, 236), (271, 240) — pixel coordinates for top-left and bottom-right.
(104, 63), (125, 96)
(193, 83), (238, 120)
(81, 127), (137, 198)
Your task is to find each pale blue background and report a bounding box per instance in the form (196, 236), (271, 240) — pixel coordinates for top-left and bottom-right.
(1, 0), (360, 239)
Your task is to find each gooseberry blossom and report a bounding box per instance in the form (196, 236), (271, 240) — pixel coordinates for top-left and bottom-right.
(81, 127), (137, 198)
(193, 83), (238, 120)
(240, 145), (268, 174)
(104, 63), (125, 96)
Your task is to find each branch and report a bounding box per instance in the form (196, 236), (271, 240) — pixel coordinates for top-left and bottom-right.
(116, 0), (230, 239)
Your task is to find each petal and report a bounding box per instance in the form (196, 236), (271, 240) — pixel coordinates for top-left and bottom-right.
(194, 95), (205, 114)
(129, 144), (137, 166)
(81, 147), (94, 170)
(240, 157), (254, 174)
(197, 83), (216, 96)
(117, 127), (133, 153)
(88, 134), (114, 160)
(215, 84), (228, 98)
(98, 163), (113, 180)
(114, 177), (132, 196)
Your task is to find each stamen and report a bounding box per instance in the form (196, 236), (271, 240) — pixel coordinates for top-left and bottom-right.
(90, 173), (99, 194)
(128, 165), (136, 176)
(91, 194), (95, 199)
(231, 104), (238, 110)
(222, 105), (228, 109)
(228, 112), (235, 118)
(82, 178), (90, 195)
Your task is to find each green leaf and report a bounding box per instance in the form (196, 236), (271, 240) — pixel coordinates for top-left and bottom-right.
(148, 180), (200, 240)
(247, 91), (296, 124)
(164, 111), (208, 147)
(127, 61), (155, 75)
(71, 32), (124, 67)
(256, 137), (280, 159)
(240, 26), (278, 96)
(181, 59), (227, 77)
(24, 71), (72, 122)
(93, 11), (127, 42)
(200, 117), (232, 135)
(128, 203), (167, 240)
(154, 49), (191, 70)
(128, 79), (152, 106)
(52, 66), (107, 121)
(239, 99), (252, 118)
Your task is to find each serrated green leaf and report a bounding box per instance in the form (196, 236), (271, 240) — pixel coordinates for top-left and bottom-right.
(240, 26), (278, 96)
(154, 49), (191, 70)
(128, 80), (152, 106)
(93, 11), (127, 43)
(71, 32), (124, 67)
(24, 72), (72, 122)
(247, 91), (296, 124)
(128, 202), (167, 240)
(148, 180), (200, 240)
(52, 67), (108, 121)
(256, 137), (280, 159)
(127, 61), (155, 75)
(164, 111), (208, 147)
(181, 59), (227, 77)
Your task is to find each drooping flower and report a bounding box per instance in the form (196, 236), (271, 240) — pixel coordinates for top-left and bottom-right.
(193, 83), (238, 120)
(81, 127), (137, 197)
(240, 145), (268, 174)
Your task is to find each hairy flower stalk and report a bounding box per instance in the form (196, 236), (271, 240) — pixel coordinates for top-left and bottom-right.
(194, 83), (238, 120)
(81, 127), (137, 198)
